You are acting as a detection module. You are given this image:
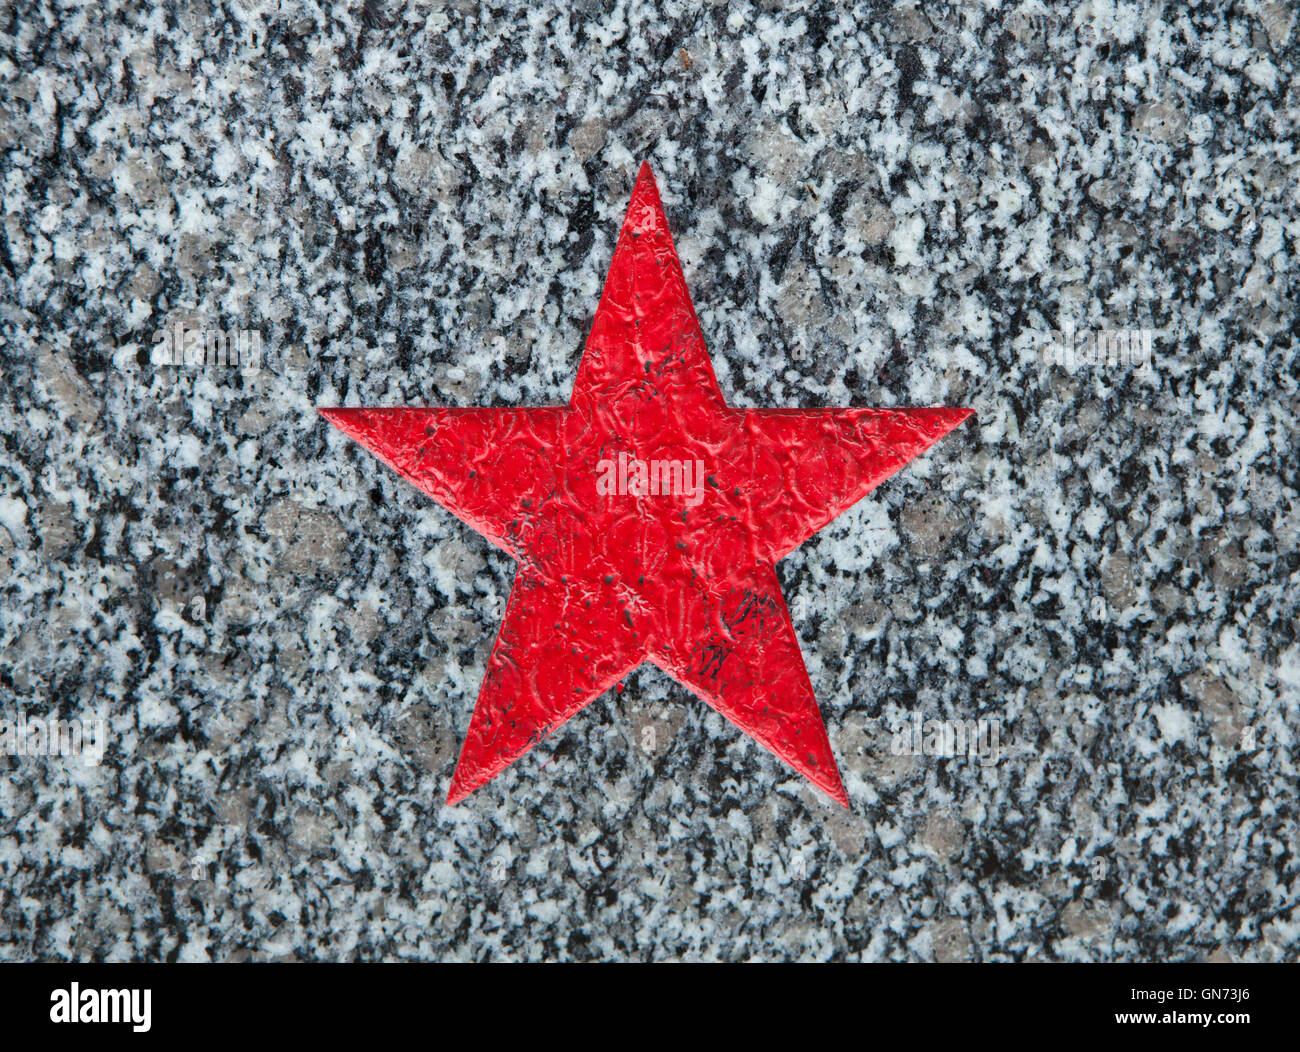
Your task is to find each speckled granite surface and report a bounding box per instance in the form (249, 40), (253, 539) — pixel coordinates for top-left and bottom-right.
(1, 1), (1297, 962)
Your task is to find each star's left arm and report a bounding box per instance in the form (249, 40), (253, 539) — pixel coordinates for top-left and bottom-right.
(319, 407), (568, 558)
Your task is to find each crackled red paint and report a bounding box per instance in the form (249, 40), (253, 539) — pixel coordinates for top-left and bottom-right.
(321, 162), (972, 807)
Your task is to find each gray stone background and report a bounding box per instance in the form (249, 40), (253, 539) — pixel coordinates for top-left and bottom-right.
(1, 0), (1297, 961)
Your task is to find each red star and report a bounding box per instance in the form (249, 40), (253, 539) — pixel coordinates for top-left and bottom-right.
(321, 163), (971, 807)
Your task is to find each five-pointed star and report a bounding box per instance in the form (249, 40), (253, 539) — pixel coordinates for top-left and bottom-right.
(321, 162), (971, 806)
